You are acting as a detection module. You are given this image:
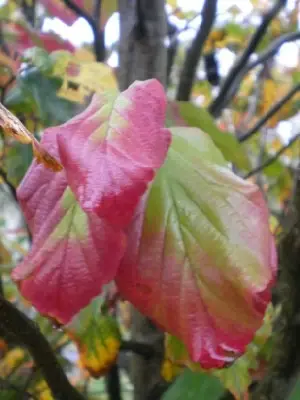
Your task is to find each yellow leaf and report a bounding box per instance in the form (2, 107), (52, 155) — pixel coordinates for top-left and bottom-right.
(34, 380), (53, 400)
(0, 239), (12, 265)
(100, 0), (117, 28)
(57, 61), (118, 104)
(66, 297), (121, 377)
(74, 48), (96, 63)
(167, 0), (178, 8)
(0, 348), (25, 377)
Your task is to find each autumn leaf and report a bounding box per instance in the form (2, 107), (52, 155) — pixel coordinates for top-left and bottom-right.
(57, 79), (171, 228)
(115, 127), (277, 368)
(66, 296), (121, 377)
(0, 103), (62, 172)
(167, 101), (250, 170)
(12, 127), (126, 324)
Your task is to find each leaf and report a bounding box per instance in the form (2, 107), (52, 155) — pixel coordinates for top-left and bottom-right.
(6, 68), (79, 126)
(57, 60), (118, 104)
(167, 102), (250, 170)
(0, 102), (62, 172)
(100, 0), (117, 28)
(115, 127), (277, 368)
(162, 369), (225, 400)
(12, 127), (126, 324)
(22, 47), (53, 74)
(164, 304), (276, 400)
(0, 239), (12, 265)
(57, 79), (171, 228)
(39, 0), (78, 25)
(66, 296), (121, 377)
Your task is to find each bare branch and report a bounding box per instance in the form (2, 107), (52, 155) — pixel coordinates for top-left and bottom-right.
(244, 134), (300, 179)
(120, 340), (155, 358)
(239, 83), (300, 142)
(208, 0), (288, 117)
(62, 0), (105, 61)
(0, 296), (85, 400)
(176, 0), (218, 101)
(0, 166), (17, 200)
(247, 31), (300, 72)
(252, 172), (300, 399)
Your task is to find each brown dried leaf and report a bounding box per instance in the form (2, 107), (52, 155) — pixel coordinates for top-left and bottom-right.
(0, 103), (62, 172)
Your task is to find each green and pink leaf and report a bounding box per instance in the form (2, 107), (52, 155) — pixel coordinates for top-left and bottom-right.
(57, 79), (172, 228)
(116, 127), (277, 368)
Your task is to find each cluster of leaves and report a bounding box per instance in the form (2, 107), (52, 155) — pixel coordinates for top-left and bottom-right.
(1, 0), (300, 399)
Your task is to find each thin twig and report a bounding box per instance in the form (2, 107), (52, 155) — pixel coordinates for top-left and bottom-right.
(168, 11), (202, 47)
(176, 0), (218, 101)
(0, 295), (85, 400)
(244, 134), (300, 179)
(209, 0), (288, 117)
(239, 83), (300, 142)
(0, 166), (17, 200)
(62, 0), (105, 61)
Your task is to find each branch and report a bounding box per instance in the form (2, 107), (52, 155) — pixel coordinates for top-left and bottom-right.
(62, 0), (105, 61)
(247, 31), (300, 72)
(244, 134), (300, 179)
(120, 340), (154, 359)
(167, 22), (178, 86)
(252, 172), (300, 399)
(0, 166), (17, 200)
(208, 0), (288, 117)
(105, 364), (122, 400)
(0, 296), (85, 400)
(176, 0), (218, 101)
(239, 83), (300, 142)
(168, 11), (201, 47)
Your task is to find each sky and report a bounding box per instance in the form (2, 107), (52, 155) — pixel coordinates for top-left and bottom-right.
(42, 0), (300, 72)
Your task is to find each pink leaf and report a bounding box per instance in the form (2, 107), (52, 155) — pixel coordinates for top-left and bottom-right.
(115, 129), (277, 369)
(13, 128), (126, 324)
(39, 0), (79, 26)
(56, 79), (171, 228)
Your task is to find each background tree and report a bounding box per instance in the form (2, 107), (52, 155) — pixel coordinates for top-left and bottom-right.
(0, 0), (300, 399)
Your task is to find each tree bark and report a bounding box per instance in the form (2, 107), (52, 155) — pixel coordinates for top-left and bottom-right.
(118, 0), (167, 90)
(252, 175), (300, 400)
(118, 1), (167, 399)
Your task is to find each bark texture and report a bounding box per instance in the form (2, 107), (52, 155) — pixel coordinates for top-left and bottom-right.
(118, 1), (167, 399)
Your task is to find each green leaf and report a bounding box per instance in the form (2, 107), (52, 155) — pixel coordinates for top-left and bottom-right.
(4, 142), (33, 186)
(289, 378), (300, 400)
(116, 126), (276, 370)
(169, 102), (250, 170)
(162, 369), (225, 400)
(5, 68), (79, 126)
(22, 47), (53, 74)
(66, 296), (121, 377)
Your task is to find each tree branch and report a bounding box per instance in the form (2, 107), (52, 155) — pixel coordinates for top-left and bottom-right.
(0, 296), (85, 400)
(0, 166), (17, 200)
(252, 172), (300, 399)
(105, 364), (122, 400)
(239, 83), (300, 142)
(244, 134), (300, 179)
(208, 0), (288, 117)
(120, 340), (154, 359)
(247, 31), (300, 72)
(176, 0), (218, 101)
(62, 0), (105, 61)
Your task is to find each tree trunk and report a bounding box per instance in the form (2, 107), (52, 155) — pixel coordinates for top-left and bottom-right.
(118, 1), (167, 399)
